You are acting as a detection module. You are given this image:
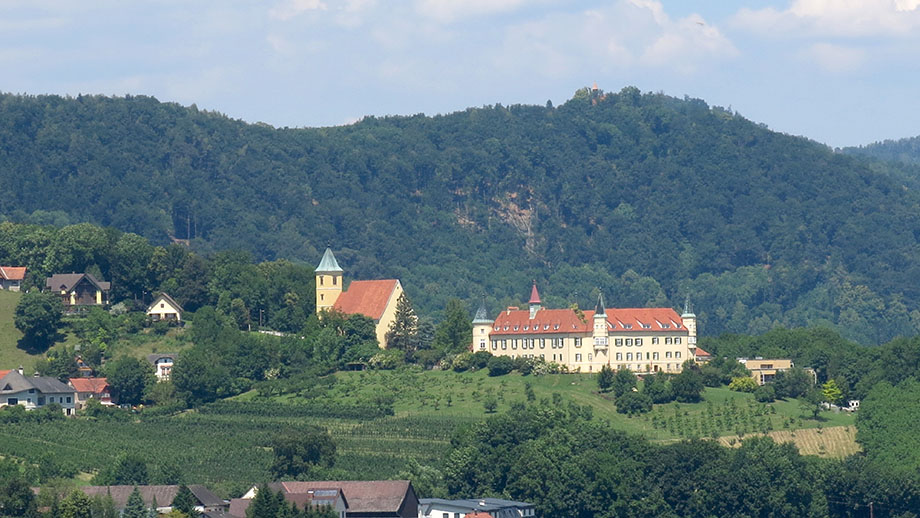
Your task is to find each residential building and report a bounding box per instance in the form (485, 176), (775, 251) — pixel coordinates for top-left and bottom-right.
(68, 377), (113, 409)
(45, 273), (110, 308)
(39, 485), (225, 514)
(147, 293), (184, 322)
(236, 480), (418, 518)
(0, 369), (76, 415)
(418, 498), (535, 518)
(695, 346), (712, 363)
(473, 283), (697, 374)
(738, 358), (794, 385)
(147, 353), (177, 381)
(0, 266), (26, 291)
(315, 248), (404, 347)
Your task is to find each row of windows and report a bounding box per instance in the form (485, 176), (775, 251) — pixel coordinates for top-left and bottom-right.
(492, 336), (684, 349)
(317, 275), (338, 286)
(615, 351), (681, 361)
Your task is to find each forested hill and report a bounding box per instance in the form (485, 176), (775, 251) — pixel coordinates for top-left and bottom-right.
(844, 135), (920, 166)
(3, 87), (920, 344)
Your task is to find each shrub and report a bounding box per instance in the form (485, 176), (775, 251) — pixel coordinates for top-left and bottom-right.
(754, 384), (776, 403)
(470, 351), (492, 370)
(452, 352), (473, 372)
(487, 356), (514, 376)
(729, 376), (759, 393)
(616, 391), (652, 415)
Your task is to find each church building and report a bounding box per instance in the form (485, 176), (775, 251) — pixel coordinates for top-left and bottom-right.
(315, 248), (403, 348)
(473, 283), (697, 373)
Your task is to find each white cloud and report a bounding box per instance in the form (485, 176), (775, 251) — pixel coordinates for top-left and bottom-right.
(733, 0), (920, 38)
(269, 0), (327, 21)
(415, 0), (532, 23)
(800, 42), (867, 73)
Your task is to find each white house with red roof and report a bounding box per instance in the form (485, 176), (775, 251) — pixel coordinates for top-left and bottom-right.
(0, 266), (26, 291)
(315, 248), (404, 348)
(473, 283), (698, 374)
(68, 377), (113, 409)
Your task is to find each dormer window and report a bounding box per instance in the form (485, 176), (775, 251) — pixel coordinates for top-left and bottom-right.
(553, 324), (560, 330)
(524, 326), (529, 331)
(513, 325), (519, 331)
(544, 324), (550, 330)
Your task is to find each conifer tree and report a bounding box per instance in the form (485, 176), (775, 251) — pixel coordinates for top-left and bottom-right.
(171, 485), (199, 517)
(386, 293), (419, 353)
(123, 488), (148, 518)
(432, 299), (472, 354)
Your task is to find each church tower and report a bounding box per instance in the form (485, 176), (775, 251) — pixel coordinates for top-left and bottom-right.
(592, 292), (609, 349)
(528, 281), (542, 319)
(315, 248), (343, 314)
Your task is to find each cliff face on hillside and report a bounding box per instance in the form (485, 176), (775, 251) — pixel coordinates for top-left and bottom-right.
(2, 87), (919, 343)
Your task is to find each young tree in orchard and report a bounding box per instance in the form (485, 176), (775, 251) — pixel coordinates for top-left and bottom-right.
(14, 291), (64, 353)
(432, 299), (472, 354)
(386, 293), (419, 353)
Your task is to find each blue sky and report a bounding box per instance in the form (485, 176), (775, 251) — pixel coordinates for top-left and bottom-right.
(2, 0), (920, 147)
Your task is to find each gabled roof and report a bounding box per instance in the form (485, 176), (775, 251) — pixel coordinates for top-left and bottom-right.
(0, 370), (73, 394)
(69, 377), (110, 393)
(271, 480), (412, 514)
(695, 347), (711, 357)
(45, 273), (111, 292)
(146, 353), (178, 364)
(316, 248), (343, 273)
(334, 280), (400, 321)
(491, 307), (685, 335)
(147, 293), (184, 313)
(0, 266), (26, 281)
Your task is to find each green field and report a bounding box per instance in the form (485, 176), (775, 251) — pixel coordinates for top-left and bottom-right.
(0, 290), (34, 371)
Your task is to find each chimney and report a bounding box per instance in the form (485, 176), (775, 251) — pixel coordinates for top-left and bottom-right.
(17, 365), (23, 375)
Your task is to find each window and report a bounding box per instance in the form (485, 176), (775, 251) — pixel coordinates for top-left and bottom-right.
(615, 338), (623, 346)
(652, 337), (659, 345)
(49, 397), (55, 403)
(332, 276), (337, 285)
(443, 513), (449, 518)
(66, 396), (71, 403)
(574, 337), (582, 347)
(616, 353), (622, 361)
(588, 353), (593, 361)
(492, 340), (497, 350)
(37, 396), (45, 406)
(479, 340), (486, 350)
(626, 353), (633, 361)
(594, 337), (608, 346)
(665, 337), (673, 344)
(666, 351), (672, 358)
(635, 338), (642, 346)
(320, 276), (324, 286)
(675, 352), (681, 359)
(653, 352), (659, 360)
(575, 353), (582, 362)
(501, 340), (507, 350)
(625, 338), (633, 346)
(540, 339), (546, 348)
(675, 337), (681, 344)
(512, 340), (517, 350)
(7, 398), (17, 405)
(540, 354), (545, 359)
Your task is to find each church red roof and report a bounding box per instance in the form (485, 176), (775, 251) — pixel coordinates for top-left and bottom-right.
(491, 307), (685, 335)
(334, 280), (399, 321)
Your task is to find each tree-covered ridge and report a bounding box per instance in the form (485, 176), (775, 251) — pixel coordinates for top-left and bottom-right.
(3, 88), (920, 342)
(844, 134), (920, 166)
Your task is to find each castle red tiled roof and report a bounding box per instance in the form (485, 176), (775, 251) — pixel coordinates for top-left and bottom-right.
(69, 377), (110, 394)
(695, 347), (711, 357)
(0, 370), (11, 379)
(528, 282), (541, 304)
(334, 280), (399, 321)
(0, 267), (26, 281)
(491, 307), (685, 335)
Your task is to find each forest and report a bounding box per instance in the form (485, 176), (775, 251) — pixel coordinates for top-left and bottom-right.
(4, 88), (920, 343)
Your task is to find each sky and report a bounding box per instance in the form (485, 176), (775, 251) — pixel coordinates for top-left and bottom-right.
(2, 0), (920, 148)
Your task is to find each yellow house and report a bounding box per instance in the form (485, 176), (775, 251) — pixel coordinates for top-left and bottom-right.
(315, 248), (403, 347)
(474, 283), (698, 373)
(738, 358), (794, 385)
(44, 273), (110, 308)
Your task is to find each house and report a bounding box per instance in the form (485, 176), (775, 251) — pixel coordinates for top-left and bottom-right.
(473, 284), (697, 374)
(738, 358), (794, 385)
(315, 248), (404, 348)
(0, 369), (76, 415)
(147, 353), (177, 381)
(38, 485), (225, 514)
(147, 293), (184, 323)
(0, 266), (26, 291)
(45, 273), (110, 308)
(231, 487), (348, 518)
(694, 346), (712, 363)
(68, 377), (113, 409)
(236, 480), (418, 518)
(418, 498), (536, 518)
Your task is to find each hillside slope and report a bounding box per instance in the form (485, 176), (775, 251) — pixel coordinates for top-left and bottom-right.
(2, 88), (920, 343)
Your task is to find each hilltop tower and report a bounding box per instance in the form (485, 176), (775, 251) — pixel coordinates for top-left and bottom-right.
(315, 248), (343, 314)
(471, 300), (494, 352)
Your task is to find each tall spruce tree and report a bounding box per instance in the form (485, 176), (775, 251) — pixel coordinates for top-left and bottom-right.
(123, 488), (148, 518)
(385, 293), (419, 353)
(171, 485), (198, 517)
(432, 299), (472, 354)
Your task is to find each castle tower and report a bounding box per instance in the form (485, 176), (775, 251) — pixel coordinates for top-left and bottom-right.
(471, 300), (494, 353)
(682, 296), (697, 350)
(315, 248), (343, 314)
(592, 292), (609, 349)
(528, 281), (542, 319)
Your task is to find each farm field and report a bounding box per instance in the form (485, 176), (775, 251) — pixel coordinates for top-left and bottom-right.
(0, 367), (857, 497)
